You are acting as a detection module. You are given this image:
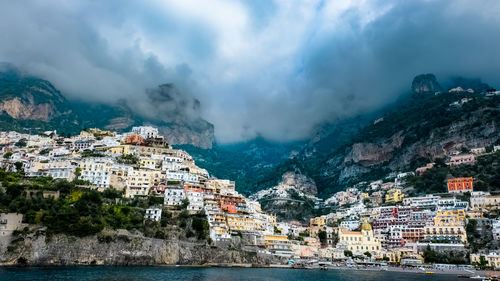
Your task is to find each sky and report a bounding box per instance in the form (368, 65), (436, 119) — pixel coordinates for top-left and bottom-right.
(1, 0), (500, 143)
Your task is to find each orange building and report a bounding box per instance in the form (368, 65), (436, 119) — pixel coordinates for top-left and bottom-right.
(447, 177), (473, 193)
(216, 194), (245, 213)
(125, 134), (144, 145)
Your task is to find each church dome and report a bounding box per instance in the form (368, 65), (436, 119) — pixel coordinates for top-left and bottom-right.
(361, 222), (372, 231)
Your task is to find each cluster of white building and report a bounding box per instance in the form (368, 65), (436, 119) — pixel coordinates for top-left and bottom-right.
(0, 127), (285, 253)
(2, 127), (500, 267)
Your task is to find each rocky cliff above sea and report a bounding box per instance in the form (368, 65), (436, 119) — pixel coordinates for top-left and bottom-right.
(0, 229), (282, 266)
(261, 74), (500, 198)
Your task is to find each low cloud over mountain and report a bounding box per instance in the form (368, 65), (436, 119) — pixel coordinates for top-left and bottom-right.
(1, 0), (499, 142)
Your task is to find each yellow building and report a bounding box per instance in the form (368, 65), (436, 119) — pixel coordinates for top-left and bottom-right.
(337, 222), (381, 256)
(471, 253), (500, 269)
(385, 189), (404, 204)
(424, 225), (467, 243)
(226, 213), (255, 232)
(109, 165), (133, 191)
(125, 169), (162, 198)
(139, 158), (157, 169)
(309, 216), (326, 238)
(205, 179), (236, 193)
(135, 145), (171, 156)
(262, 234), (290, 251)
(109, 145), (131, 156)
(79, 159), (112, 188)
(434, 209), (466, 226)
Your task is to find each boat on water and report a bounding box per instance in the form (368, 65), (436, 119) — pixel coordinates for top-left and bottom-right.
(425, 271), (435, 274)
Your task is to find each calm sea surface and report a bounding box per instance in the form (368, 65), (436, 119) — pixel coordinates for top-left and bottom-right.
(0, 266), (462, 281)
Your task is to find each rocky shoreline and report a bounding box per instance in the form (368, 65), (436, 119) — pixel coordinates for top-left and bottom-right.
(0, 229), (284, 266)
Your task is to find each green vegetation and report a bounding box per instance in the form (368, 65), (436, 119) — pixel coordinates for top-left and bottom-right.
(0, 169), (210, 241)
(318, 230), (327, 246)
(177, 139), (304, 195)
(274, 225), (282, 234)
(472, 255), (489, 270)
(407, 151), (500, 195)
(81, 149), (104, 158)
(117, 154), (139, 165)
(266, 93), (500, 198)
(0, 171), (142, 236)
(422, 245), (468, 264)
(15, 138), (27, 147)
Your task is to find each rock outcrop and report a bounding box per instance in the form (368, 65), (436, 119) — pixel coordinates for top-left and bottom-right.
(0, 230), (282, 266)
(344, 131), (404, 167)
(0, 98), (57, 121)
(280, 171), (318, 195)
(319, 97), (500, 185)
(0, 67), (215, 148)
(159, 122), (214, 149)
(411, 73), (442, 94)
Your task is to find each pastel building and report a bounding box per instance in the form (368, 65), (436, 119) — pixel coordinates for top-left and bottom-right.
(132, 126), (159, 139)
(385, 189), (404, 204)
(449, 154), (476, 166)
(144, 207), (162, 222)
(79, 158), (113, 188)
(336, 222), (381, 256)
(164, 187), (186, 206)
(447, 177), (473, 193)
(0, 213), (23, 236)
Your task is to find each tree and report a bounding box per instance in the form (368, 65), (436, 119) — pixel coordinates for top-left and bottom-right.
(274, 225), (282, 234)
(364, 251), (372, 258)
(344, 250), (353, 257)
(3, 152), (12, 159)
(191, 216), (209, 240)
(148, 195), (163, 206)
(74, 167), (82, 179)
(14, 162), (23, 172)
(15, 138), (27, 148)
(318, 230), (327, 246)
(103, 188), (122, 200)
(423, 245), (438, 263)
(181, 198), (190, 209)
(477, 255), (488, 270)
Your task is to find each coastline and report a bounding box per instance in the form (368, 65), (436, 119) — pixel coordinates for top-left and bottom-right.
(0, 263), (490, 277)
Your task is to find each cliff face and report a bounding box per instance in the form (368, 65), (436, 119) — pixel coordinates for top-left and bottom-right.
(269, 74), (500, 197)
(411, 73), (442, 94)
(0, 98), (57, 121)
(321, 108), (499, 184)
(0, 230), (281, 266)
(0, 69), (69, 122)
(344, 131), (405, 167)
(159, 122), (214, 149)
(280, 172), (317, 195)
(0, 68), (214, 148)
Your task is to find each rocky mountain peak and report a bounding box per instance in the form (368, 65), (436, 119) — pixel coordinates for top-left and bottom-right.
(0, 68), (214, 148)
(411, 73), (442, 94)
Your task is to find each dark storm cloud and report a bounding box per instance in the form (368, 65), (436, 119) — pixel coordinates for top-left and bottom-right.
(0, 0), (499, 143)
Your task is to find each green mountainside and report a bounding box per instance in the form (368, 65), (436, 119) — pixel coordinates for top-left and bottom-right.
(275, 76), (500, 197)
(1, 67), (498, 198)
(176, 138), (305, 195)
(0, 67), (214, 148)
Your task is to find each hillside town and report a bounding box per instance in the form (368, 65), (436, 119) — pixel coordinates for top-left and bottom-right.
(1, 126), (500, 271)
